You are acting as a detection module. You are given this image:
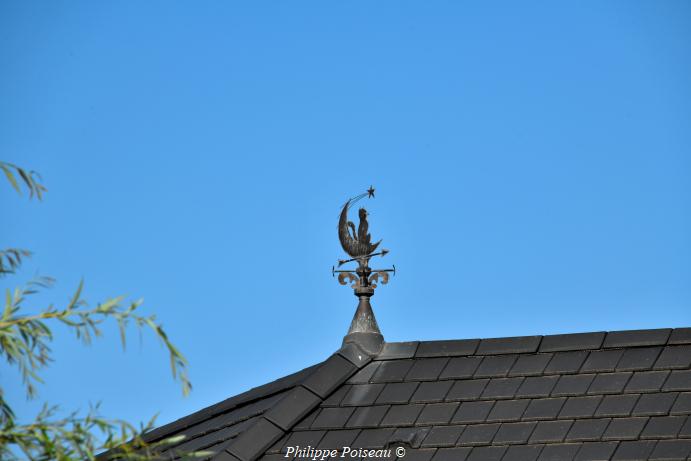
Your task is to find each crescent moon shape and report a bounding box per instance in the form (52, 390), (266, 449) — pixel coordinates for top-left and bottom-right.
(338, 199), (381, 258)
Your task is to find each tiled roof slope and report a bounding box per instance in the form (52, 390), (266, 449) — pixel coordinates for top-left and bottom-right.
(144, 328), (691, 461)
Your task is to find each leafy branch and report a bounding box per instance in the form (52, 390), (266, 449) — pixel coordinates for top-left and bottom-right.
(0, 161), (46, 200)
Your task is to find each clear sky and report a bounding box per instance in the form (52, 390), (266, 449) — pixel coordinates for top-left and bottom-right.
(2, 1), (690, 433)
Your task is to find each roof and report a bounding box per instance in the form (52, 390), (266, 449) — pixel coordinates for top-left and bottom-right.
(140, 327), (691, 461)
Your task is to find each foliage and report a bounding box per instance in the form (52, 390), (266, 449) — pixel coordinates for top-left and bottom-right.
(0, 162), (201, 460)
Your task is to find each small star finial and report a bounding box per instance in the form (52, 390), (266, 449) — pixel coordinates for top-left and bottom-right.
(367, 185), (375, 198)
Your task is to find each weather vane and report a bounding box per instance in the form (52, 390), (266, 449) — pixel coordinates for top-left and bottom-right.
(333, 186), (395, 353)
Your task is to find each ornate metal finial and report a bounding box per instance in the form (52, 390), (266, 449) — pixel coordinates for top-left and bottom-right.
(332, 186), (395, 354)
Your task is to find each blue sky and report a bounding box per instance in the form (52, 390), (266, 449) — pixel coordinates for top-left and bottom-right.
(2, 1), (690, 433)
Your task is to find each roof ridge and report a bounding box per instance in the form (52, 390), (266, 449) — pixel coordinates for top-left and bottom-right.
(214, 342), (375, 461)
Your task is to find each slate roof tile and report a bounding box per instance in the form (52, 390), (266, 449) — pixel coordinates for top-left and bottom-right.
(439, 357), (482, 380)
(602, 417), (648, 441)
(430, 447), (471, 461)
(351, 428), (395, 449)
(565, 418), (611, 442)
(317, 429), (360, 449)
(474, 356), (518, 378)
(380, 405), (425, 427)
(559, 396), (602, 419)
(227, 418), (284, 461)
(649, 440), (691, 460)
(679, 417), (691, 437)
(539, 332), (605, 352)
(486, 399), (530, 422)
(625, 371), (670, 393)
(346, 406), (390, 428)
(662, 371), (691, 392)
(595, 394), (640, 417)
(342, 384), (386, 406)
(416, 403), (459, 425)
(545, 351), (590, 374)
(416, 340), (479, 358)
(670, 392), (691, 415)
(509, 354), (554, 377)
(616, 347), (663, 371)
(389, 426), (431, 449)
(604, 329), (671, 348)
(347, 362), (380, 384)
(396, 448), (436, 461)
(445, 379), (489, 401)
(311, 407), (356, 429)
(457, 423), (500, 445)
(517, 376), (560, 398)
(493, 421), (537, 444)
(552, 374), (596, 397)
(372, 360), (415, 383)
(303, 354), (357, 399)
(476, 336), (541, 355)
(481, 377), (524, 399)
(574, 441), (618, 461)
(375, 383), (419, 405)
(669, 328), (691, 345)
(654, 346), (691, 370)
(264, 386), (322, 431)
(322, 384), (351, 407)
(523, 398), (567, 420)
(530, 420), (573, 443)
(377, 342), (419, 360)
(640, 416), (687, 439)
(411, 381), (454, 403)
(633, 393), (679, 416)
(466, 445), (507, 461)
(537, 443), (581, 461)
(338, 343), (373, 368)
(581, 350), (624, 373)
(421, 425), (465, 447)
(503, 444), (544, 461)
(405, 358), (450, 381)
(452, 400), (495, 424)
(612, 440), (657, 460)
(283, 430), (326, 450)
(587, 372), (632, 395)
(293, 410), (318, 430)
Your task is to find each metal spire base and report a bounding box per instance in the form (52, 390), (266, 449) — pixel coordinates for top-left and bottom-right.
(342, 286), (384, 355)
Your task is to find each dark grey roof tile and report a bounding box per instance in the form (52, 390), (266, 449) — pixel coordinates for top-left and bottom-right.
(346, 406), (390, 428)
(482, 378), (524, 399)
(604, 329), (671, 348)
(530, 420), (573, 443)
(662, 371), (691, 392)
(264, 386), (322, 431)
(406, 358), (450, 381)
(640, 416), (687, 439)
(587, 373), (632, 395)
(431, 447), (471, 461)
(602, 417), (648, 441)
(476, 336), (542, 355)
(411, 381), (454, 403)
(612, 440), (657, 460)
(351, 428), (395, 449)
(509, 354), (554, 377)
(545, 351), (590, 374)
(416, 340), (479, 358)
(416, 403), (459, 425)
(486, 399), (530, 422)
(536, 443), (581, 461)
(322, 385), (351, 407)
(633, 393), (679, 416)
(474, 356), (518, 378)
(669, 328), (691, 345)
(625, 371), (670, 393)
(317, 429), (360, 449)
(679, 416), (691, 437)
(552, 375), (596, 397)
(523, 398), (567, 421)
(595, 394), (640, 417)
(303, 354), (357, 399)
(311, 407), (356, 429)
(539, 333), (605, 352)
(347, 362), (380, 384)
(649, 440), (691, 460)
(293, 410), (318, 430)
(616, 347), (663, 371)
(267, 433), (289, 454)
(445, 379), (489, 401)
(565, 418), (611, 442)
(216, 452), (243, 461)
(372, 360), (415, 383)
(395, 448), (436, 461)
(421, 425), (465, 447)
(670, 392), (691, 415)
(452, 400), (495, 424)
(227, 418), (284, 461)
(503, 444), (544, 461)
(457, 423), (500, 446)
(256, 454), (285, 461)
(377, 342), (419, 360)
(517, 376), (560, 398)
(389, 426), (431, 449)
(376, 382), (419, 405)
(559, 397), (603, 419)
(493, 421), (537, 444)
(381, 405), (425, 427)
(338, 343), (373, 368)
(440, 357), (482, 380)
(581, 350), (624, 373)
(654, 346), (691, 370)
(466, 445), (507, 461)
(574, 441), (618, 461)
(342, 384), (386, 406)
